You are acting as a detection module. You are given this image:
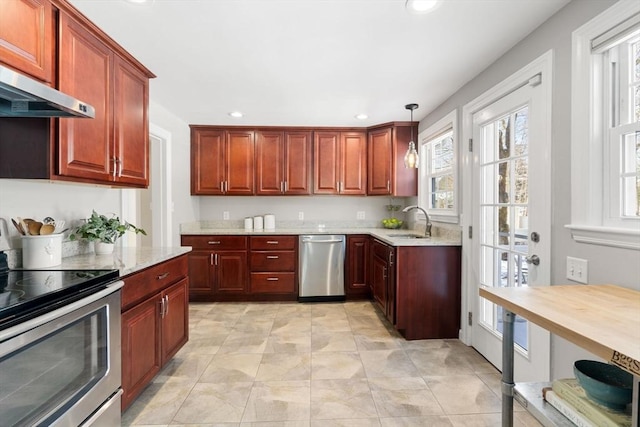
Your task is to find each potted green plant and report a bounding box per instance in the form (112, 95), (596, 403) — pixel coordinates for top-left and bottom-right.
(70, 210), (146, 254)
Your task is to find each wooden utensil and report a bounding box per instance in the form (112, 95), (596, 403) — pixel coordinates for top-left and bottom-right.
(28, 221), (42, 236)
(11, 218), (25, 235)
(39, 224), (55, 235)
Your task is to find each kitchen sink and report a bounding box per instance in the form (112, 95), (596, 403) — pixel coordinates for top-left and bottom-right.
(387, 233), (428, 239)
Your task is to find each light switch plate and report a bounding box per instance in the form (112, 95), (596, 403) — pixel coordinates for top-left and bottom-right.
(566, 256), (588, 284)
(298, 212), (304, 221)
(357, 211), (365, 220)
(223, 211), (229, 220)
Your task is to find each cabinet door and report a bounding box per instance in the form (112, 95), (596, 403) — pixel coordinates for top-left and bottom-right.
(284, 131), (312, 194)
(215, 251), (248, 294)
(191, 129), (225, 194)
(313, 131), (340, 194)
(340, 132), (367, 195)
(346, 235), (369, 299)
(367, 127), (392, 195)
(255, 130), (284, 195)
(161, 278), (189, 362)
(58, 11), (113, 182)
(371, 252), (388, 313)
(113, 56), (149, 187)
(226, 130), (254, 194)
(0, 0), (53, 82)
(186, 250), (215, 297)
(121, 295), (162, 410)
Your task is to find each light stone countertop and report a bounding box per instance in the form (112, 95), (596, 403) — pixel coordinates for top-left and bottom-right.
(56, 246), (192, 277)
(181, 226), (461, 247)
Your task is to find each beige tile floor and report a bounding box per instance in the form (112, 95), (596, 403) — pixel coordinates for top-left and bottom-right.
(122, 301), (542, 426)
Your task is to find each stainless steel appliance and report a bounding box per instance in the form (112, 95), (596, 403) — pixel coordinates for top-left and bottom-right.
(299, 234), (346, 302)
(0, 64), (95, 118)
(0, 253), (123, 426)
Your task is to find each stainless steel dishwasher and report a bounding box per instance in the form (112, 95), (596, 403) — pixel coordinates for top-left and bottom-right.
(299, 235), (346, 301)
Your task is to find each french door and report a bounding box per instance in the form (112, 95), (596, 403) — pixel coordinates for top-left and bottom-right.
(468, 65), (551, 382)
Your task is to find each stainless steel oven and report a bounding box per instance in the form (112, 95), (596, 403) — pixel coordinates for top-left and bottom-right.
(0, 277), (123, 426)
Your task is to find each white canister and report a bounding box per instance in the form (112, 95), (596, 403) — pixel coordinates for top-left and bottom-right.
(244, 217), (253, 230)
(22, 234), (62, 268)
(264, 214), (275, 230)
(253, 216), (264, 230)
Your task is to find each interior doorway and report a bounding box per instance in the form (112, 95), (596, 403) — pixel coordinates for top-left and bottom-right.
(139, 123), (172, 247)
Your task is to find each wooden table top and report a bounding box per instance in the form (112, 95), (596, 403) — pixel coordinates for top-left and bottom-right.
(479, 284), (640, 376)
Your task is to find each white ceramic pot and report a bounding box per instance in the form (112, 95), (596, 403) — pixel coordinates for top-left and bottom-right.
(94, 241), (115, 255)
(21, 234), (62, 268)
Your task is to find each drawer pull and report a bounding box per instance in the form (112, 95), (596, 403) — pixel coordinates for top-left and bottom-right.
(266, 255), (279, 259)
(267, 277), (279, 281)
(208, 241), (221, 245)
(266, 241), (279, 244)
(157, 272), (169, 280)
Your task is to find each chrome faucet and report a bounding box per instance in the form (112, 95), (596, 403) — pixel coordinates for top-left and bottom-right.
(402, 205), (432, 237)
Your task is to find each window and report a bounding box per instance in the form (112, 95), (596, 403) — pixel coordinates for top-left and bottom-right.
(569, 1), (640, 250)
(419, 109), (458, 222)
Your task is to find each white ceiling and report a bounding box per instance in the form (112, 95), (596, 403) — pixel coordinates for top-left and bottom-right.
(69, 0), (570, 127)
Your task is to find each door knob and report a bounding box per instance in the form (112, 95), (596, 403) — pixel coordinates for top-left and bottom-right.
(525, 255), (540, 266)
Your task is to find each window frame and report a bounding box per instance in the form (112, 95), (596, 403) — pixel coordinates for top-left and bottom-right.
(418, 109), (459, 223)
(568, 0), (640, 250)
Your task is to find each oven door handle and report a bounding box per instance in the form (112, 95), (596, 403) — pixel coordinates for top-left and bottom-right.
(0, 280), (124, 341)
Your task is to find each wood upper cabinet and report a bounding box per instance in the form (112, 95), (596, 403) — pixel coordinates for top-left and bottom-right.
(367, 123), (418, 196)
(0, 0), (53, 82)
(255, 130), (311, 195)
(57, 10), (150, 187)
(191, 127), (254, 195)
(313, 131), (366, 195)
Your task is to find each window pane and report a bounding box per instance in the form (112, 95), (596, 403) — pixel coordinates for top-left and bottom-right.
(498, 161), (510, 203)
(514, 107), (529, 156)
(622, 131), (640, 217)
(514, 157), (528, 204)
(498, 116), (511, 160)
(634, 40), (640, 82)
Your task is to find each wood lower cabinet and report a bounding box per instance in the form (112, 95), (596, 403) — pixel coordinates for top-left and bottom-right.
(367, 123), (418, 196)
(345, 235), (369, 300)
(0, 0), (53, 82)
(249, 236), (298, 299)
(371, 239), (395, 323)
(394, 245), (461, 340)
(181, 235), (248, 301)
(313, 131), (367, 195)
(121, 254), (189, 410)
(255, 130), (312, 195)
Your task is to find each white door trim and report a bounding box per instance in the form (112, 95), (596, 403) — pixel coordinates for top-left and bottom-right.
(460, 50), (554, 346)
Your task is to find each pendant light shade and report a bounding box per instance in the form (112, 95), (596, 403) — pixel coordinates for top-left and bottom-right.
(404, 103), (419, 168)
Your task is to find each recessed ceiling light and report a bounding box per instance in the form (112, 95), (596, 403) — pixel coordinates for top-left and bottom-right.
(405, 0), (441, 14)
(124, 0), (153, 4)
(229, 111), (243, 118)
(355, 113), (368, 120)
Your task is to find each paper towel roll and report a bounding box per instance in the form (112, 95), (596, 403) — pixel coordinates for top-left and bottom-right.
(253, 216), (263, 230)
(264, 214), (275, 230)
(244, 217), (253, 230)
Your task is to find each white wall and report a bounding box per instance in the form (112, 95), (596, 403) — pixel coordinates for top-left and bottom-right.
(420, 0), (639, 378)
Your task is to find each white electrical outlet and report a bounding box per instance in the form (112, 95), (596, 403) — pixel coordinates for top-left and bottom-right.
(223, 211), (229, 220)
(357, 211), (365, 220)
(298, 211), (304, 221)
(566, 256), (588, 284)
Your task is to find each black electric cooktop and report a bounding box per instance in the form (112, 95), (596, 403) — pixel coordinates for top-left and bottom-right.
(0, 260), (119, 332)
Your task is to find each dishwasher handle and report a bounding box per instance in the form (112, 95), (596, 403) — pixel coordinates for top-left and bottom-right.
(301, 238), (343, 244)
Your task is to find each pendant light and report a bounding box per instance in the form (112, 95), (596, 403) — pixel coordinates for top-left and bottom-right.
(404, 103), (419, 168)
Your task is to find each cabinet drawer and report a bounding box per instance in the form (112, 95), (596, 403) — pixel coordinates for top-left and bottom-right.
(250, 251), (296, 271)
(250, 272), (295, 293)
(250, 236), (296, 250)
(181, 235), (248, 250)
(122, 255), (188, 310)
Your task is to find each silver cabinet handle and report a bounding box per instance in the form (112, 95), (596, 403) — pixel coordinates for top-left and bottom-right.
(210, 253), (214, 265)
(266, 255), (279, 259)
(164, 295), (169, 317)
(267, 277), (279, 281)
(160, 296), (165, 318)
(117, 157), (123, 177)
(302, 238), (342, 243)
(280, 181), (284, 193)
(266, 241), (279, 244)
(157, 272), (169, 280)
(214, 253), (219, 265)
(112, 157), (118, 178)
(208, 241), (221, 245)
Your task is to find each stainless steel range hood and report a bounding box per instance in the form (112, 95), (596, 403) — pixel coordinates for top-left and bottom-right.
(0, 65), (95, 118)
